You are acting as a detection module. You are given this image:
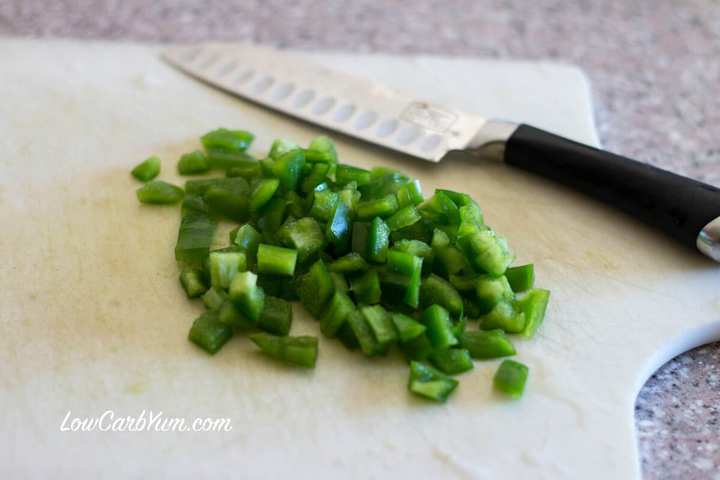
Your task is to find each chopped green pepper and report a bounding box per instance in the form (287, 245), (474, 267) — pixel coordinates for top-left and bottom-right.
(208, 250), (247, 289)
(201, 128), (254, 153)
(179, 268), (207, 298)
(305, 135), (338, 163)
(310, 183), (339, 222)
(175, 204), (217, 264)
(408, 361), (458, 402)
(278, 217), (325, 264)
(203, 177), (251, 221)
(257, 244), (297, 277)
(421, 304), (458, 349)
(494, 359), (529, 398)
(391, 313), (426, 343)
(361, 305), (397, 347)
(476, 274), (514, 314)
(218, 300), (255, 330)
(326, 200), (351, 254)
(272, 149), (306, 191)
(386, 205), (422, 231)
(231, 224), (262, 265)
(396, 179), (423, 207)
(459, 329), (516, 359)
(297, 259), (335, 317)
(506, 264), (535, 293)
(400, 333), (434, 362)
(257, 295), (292, 336)
(366, 217), (390, 263)
(350, 268), (381, 305)
(249, 333), (318, 368)
(268, 138), (300, 160)
(202, 286), (228, 311)
(178, 150), (210, 175)
(356, 194), (399, 221)
(335, 164), (371, 187)
(229, 271), (265, 323)
(136, 180), (184, 205)
(457, 230), (513, 276)
(479, 301), (526, 334)
(516, 288), (550, 338)
(320, 290), (355, 337)
(347, 310), (383, 356)
(330, 253), (368, 274)
(420, 274), (463, 318)
(131, 155), (161, 181)
(188, 311), (233, 354)
(250, 178), (280, 213)
(430, 348), (474, 375)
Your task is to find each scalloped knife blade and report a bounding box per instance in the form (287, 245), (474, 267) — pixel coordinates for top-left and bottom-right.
(162, 43), (512, 163)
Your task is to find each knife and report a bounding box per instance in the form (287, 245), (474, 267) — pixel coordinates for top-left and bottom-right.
(163, 43), (720, 263)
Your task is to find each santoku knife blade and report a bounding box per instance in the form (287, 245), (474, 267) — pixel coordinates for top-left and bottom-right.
(163, 43), (720, 263)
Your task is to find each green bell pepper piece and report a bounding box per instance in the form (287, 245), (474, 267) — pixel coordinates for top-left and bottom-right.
(136, 180), (184, 204)
(249, 333), (318, 368)
(257, 295), (292, 336)
(188, 311), (233, 354)
(201, 128), (254, 152)
(208, 250), (247, 289)
(386, 205), (421, 231)
(506, 264), (535, 293)
(229, 271), (265, 323)
(350, 268), (381, 305)
(305, 135), (338, 163)
(516, 288), (550, 338)
(408, 361), (458, 402)
(356, 194), (399, 221)
(395, 179), (423, 207)
(131, 155), (161, 181)
(335, 164), (371, 187)
(250, 178), (280, 213)
(297, 259), (335, 317)
(459, 329), (516, 359)
(479, 301), (526, 334)
(320, 290), (355, 337)
(272, 149), (306, 191)
(277, 217), (326, 264)
(268, 138), (300, 160)
(326, 200), (351, 254)
(361, 305), (397, 347)
(231, 224), (262, 266)
(309, 183), (339, 222)
(420, 274), (463, 318)
(366, 217), (390, 263)
(179, 268), (207, 298)
(457, 229), (513, 276)
(421, 304), (458, 349)
(494, 359), (529, 398)
(391, 313), (426, 343)
(175, 204), (217, 264)
(178, 150), (210, 175)
(257, 244), (298, 277)
(476, 274), (514, 314)
(330, 253), (369, 274)
(430, 348), (474, 375)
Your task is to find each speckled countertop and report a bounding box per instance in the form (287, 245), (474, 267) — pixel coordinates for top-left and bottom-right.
(1, 1), (718, 478)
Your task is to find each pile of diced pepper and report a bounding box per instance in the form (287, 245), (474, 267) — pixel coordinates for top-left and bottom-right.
(132, 128), (550, 402)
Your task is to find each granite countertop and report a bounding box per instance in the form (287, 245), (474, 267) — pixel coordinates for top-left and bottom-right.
(1, 0), (718, 477)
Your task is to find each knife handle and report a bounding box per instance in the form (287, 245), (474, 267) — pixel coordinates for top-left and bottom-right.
(504, 124), (720, 261)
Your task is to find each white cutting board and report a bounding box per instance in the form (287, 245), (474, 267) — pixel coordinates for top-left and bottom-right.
(1, 39), (718, 479)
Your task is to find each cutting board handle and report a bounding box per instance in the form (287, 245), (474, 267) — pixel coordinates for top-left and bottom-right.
(504, 124), (720, 261)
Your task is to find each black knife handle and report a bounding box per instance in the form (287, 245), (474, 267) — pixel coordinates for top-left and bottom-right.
(504, 124), (720, 254)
